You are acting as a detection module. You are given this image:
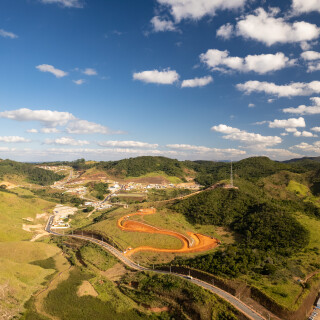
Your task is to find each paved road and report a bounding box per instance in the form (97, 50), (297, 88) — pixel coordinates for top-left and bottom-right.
(46, 216), (265, 320)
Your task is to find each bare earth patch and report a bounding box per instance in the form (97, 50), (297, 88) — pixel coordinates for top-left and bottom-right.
(77, 280), (98, 297)
(101, 263), (127, 282)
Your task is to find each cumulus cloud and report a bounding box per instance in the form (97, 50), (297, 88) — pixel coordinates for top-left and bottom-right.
(216, 23), (234, 39)
(98, 140), (159, 148)
(301, 51), (320, 72)
(0, 29), (18, 39)
(36, 64), (68, 78)
(82, 68), (97, 76)
(200, 49), (294, 74)
(0, 108), (75, 127)
(291, 141), (320, 153)
(156, 0), (246, 22)
(0, 136), (31, 143)
(40, 128), (60, 133)
(181, 76), (213, 88)
(45, 137), (89, 146)
(282, 97), (320, 115)
(151, 16), (177, 32)
(237, 80), (320, 97)
(268, 117), (306, 128)
(0, 108), (121, 135)
(211, 124), (282, 147)
(248, 103), (255, 108)
(133, 68), (179, 85)
(39, 0), (83, 8)
(311, 127), (320, 132)
(236, 8), (320, 46)
(166, 144), (246, 155)
(73, 79), (85, 85)
(292, 0), (320, 14)
(253, 148), (301, 159)
(301, 51), (320, 61)
(293, 130), (317, 137)
(26, 129), (38, 133)
(66, 119), (119, 135)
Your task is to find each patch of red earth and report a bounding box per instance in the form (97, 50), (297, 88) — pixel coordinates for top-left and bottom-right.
(117, 208), (219, 255)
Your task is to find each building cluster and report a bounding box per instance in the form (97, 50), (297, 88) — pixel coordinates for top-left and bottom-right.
(51, 205), (78, 229)
(84, 201), (113, 211)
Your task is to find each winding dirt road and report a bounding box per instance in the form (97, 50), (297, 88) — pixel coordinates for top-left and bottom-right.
(117, 208), (219, 255)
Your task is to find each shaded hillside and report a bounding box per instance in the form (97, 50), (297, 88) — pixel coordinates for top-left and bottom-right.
(96, 156), (187, 179)
(0, 160), (64, 186)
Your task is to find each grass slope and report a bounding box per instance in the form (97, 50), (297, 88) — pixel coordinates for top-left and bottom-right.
(0, 191), (55, 242)
(84, 207), (182, 252)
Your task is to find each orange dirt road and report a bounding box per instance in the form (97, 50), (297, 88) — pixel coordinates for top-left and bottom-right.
(117, 208), (219, 256)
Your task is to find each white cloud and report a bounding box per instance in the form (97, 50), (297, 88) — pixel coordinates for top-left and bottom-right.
(45, 137), (89, 146)
(66, 119), (118, 135)
(36, 64), (68, 78)
(285, 127), (299, 132)
(301, 51), (320, 61)
(211, 124), (282, 147)
(41, 128), (60, 133)
(0, 29), (18, 39)
(248, 103), (255, 108)
(82, 68), (97, 76)
(26, 129), (38, 133)
(156, 0), (246, 22)
(151, 16), (177, 32)
(166, 144), (246, 155)
(281, 132), (288, 136)
(237, 80), (320, 97)
(236, 8), (320, 46)
(200, 49), (294, 74)
(133, 68), (179, 85)
(311, 127), (320, 132)
(0, 108), (75, 127)
(39, 0), (83, 8)
(306, 62), (320, 72)
(282, 97), (320, 115)
(181, 76), (213, 88)
(300, 41), (312, 51)
(0, 136), (31, 143)
(301, 51), (320, 72)
(254, 148), (301, 159)
(292, 0), (320, 14)
(216, 23), (234, 39)
(293, 130), (317, 137)
(291, 141), (320, 153)
(0, 108), (121, 136)
(73, 79), (85, 85)
(98, 140), (159, 148)
(269, 117), (306, 128)
(268, 99), (274, 103)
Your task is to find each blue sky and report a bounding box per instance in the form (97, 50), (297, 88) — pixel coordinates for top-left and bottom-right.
(1, 0), (320, 161)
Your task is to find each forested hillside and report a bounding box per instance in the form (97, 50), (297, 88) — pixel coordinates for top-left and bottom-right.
(0, 160), (64, 186)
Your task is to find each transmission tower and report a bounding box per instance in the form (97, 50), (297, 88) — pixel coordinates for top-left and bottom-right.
(230, 160), (233, 187)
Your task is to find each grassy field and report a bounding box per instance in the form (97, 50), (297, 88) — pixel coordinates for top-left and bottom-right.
(0, 241), (59, 263)
(0, 242), (60, 319)
(0, 191), (55, 242)
(127, 171), (183, 184)
(85, 207), (183, 252)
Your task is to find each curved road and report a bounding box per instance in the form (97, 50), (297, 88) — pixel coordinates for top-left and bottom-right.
(46, 216), (265, 320)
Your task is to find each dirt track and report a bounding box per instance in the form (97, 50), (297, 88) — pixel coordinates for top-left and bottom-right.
(117, 208), (219, 256)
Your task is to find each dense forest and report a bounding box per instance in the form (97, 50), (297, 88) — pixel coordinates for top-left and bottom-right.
(170, 156), (320, 278)
(0, 159), (64, 186)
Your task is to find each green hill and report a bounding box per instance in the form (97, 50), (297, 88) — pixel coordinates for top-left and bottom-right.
(0, 160), (64, 186)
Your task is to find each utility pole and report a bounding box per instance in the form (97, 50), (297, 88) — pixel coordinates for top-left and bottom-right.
(230, 160), (233, 187)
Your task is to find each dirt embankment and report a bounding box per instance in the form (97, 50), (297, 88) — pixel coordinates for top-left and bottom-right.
(117, 208), (219, 255)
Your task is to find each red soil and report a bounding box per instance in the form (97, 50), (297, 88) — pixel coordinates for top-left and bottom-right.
(117, 208), (219, 256)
